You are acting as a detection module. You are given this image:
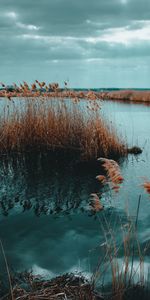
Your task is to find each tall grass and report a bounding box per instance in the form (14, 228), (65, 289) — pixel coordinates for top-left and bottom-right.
(0, 96), (126, 160)
(91, 195), (150, 300)
(90, 157), (150, 299)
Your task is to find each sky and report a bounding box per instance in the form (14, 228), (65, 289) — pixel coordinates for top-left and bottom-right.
(0, 0), (150, 88)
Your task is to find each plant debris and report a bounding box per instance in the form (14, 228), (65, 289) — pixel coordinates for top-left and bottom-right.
(2, 273), (103, 300)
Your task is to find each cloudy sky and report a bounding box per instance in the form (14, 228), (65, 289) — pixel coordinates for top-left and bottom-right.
(0, 0), (150, 87)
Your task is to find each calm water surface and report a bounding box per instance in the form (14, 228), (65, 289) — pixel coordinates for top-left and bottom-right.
(0, 99), (150, 286)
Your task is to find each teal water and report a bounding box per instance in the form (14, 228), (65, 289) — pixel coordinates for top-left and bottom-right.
(0, 99), (150, 289)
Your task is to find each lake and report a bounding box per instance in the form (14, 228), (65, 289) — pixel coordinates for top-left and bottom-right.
(0, 99), (150, 289)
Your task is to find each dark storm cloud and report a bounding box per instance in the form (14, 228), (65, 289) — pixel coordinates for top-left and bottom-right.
(1, 0), (150, 35)
(0, 0), (150, 86)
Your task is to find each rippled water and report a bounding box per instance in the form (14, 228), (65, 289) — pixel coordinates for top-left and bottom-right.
(0, 99), (150, 288)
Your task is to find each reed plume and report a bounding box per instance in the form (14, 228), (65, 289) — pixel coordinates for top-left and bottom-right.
(90, 193), (104, 212)
(143, 182), (150, 194)
(97, 158), (124, 191)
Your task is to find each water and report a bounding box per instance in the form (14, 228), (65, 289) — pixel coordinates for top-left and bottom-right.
(0, 99), (150, 288)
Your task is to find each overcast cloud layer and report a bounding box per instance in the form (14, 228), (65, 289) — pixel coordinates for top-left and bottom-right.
(0, 0), (150, 87)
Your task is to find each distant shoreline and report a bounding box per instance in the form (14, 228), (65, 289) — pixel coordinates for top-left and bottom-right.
(98, 90), (150, 102)
(1, 89), (150, 102)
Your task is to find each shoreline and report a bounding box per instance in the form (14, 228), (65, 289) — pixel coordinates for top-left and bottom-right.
(1, 89), (150, 103)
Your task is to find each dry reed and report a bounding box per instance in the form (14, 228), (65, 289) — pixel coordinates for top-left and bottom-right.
(142, 182), (150, 194)
(1, 82), (150, 103)
(97, 158), (124, 192)
(92, 196), (149, 300)
(0, 81), (99, 101)
(0, 82), (127, 160)
(2, 273), (99, 300)
(90, 193), (104, 212)
(98, 90), (150, 103)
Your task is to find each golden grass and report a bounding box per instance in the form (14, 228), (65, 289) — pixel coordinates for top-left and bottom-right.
(0, 85), (127, 160)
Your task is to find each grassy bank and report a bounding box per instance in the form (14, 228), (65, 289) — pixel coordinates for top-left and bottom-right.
(98, 90), (150, 103)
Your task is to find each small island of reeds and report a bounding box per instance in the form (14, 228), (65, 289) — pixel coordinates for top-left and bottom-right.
(0, 81), (127, 161)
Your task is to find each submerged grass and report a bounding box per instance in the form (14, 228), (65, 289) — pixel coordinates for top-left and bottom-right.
(0, 94), (126, 161)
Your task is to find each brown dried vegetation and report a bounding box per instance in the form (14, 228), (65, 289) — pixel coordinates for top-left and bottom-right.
(143, 182), (150, 194)
(0, 81), (126, 160)
(97, 158), (124, 192)
(1, 82), (150, 103)
(90, 193), (104, 212)
(3, 273), (101, 300)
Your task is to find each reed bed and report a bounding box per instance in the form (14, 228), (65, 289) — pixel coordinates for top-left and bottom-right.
(1, 81), (150, 103)
(99, 90), (150, 103)
(0, 81), (98, 100)
(0, 86), (126, 160)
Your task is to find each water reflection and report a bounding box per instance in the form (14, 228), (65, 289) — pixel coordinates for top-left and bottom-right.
(0, 99), (150, 288)
(0, 153), (102, 217)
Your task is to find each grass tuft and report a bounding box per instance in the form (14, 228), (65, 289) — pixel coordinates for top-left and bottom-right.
(0, 96), (126, 161)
